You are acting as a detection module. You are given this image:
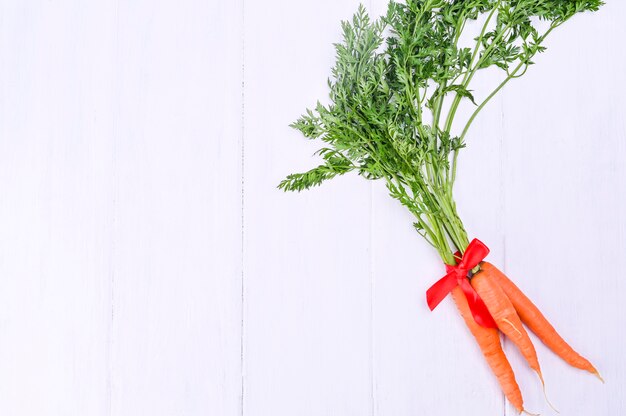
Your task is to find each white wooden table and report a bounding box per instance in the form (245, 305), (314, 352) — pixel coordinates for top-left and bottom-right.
(0, 1), (624, 415)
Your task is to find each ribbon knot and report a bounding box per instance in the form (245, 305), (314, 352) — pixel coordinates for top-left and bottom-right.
(426, 239), (497, 328)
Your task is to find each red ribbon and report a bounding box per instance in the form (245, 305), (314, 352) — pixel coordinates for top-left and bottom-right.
(426, 239), (497, 328)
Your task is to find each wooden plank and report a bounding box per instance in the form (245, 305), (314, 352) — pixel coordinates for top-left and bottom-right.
(242, 1), (373, 415)
(110, 1), (243, 415)
(370, 79), (507, 415)
(0, 2), (116, 414)
(366, 4), (506, 414)
(501, 4), (626, 414)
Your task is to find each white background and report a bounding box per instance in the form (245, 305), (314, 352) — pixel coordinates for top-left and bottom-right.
(0, 1), (624, 415)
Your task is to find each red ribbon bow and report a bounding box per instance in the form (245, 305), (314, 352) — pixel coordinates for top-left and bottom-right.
(426, 238), (497, 328)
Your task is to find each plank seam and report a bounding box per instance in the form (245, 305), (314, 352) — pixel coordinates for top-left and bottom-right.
(500, 90), (508, 416)
(369, 181), (376, 416)
(240, 1), (246, 416)
(109, 3), (120, 415)
(368, 5), (376, 416)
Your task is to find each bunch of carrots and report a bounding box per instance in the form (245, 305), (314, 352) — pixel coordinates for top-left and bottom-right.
(280, 1), (603, 412)
(453, 260), (600, 413)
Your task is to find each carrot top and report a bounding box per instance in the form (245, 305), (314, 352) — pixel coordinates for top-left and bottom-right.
(279, 0), (602, 260)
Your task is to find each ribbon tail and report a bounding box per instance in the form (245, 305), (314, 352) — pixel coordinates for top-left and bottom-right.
(459, 279), (498, 328)
(426, 271), (457, 311)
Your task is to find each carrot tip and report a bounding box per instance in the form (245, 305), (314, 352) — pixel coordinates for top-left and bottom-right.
(533, 369), (559, 413)
(541, 378), (560, 414)
(535, 369), (545, 388)
(522, 409), (540, 416)
(592, 370), (605, 384)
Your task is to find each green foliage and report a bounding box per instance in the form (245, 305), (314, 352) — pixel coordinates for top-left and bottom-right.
(281, 1), (601, 263)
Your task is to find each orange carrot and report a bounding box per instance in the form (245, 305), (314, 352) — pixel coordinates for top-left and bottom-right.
(471, 263), (544, 384)
(451, 286), (524, 413)
(485, 261), (600, 379)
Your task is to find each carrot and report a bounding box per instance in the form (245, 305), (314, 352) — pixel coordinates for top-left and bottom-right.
(485, 261), (601, 380)
(451, 286), (524, 413)
(471, 263), (544, 384)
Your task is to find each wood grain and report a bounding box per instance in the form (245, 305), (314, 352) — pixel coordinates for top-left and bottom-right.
(0, 2), (115, 414)
(110, 1), (243, 415)
(243, 1), (373, 415)
(501, 3), (626, 414)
